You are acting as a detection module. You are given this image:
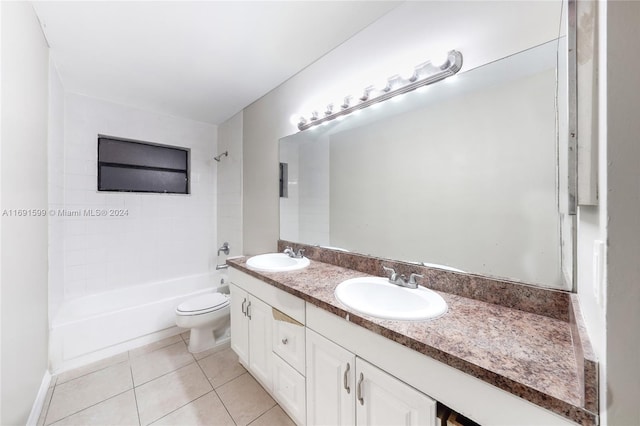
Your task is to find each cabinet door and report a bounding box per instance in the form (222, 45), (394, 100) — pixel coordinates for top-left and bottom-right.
(355, 358), (436, 426)
(248, 296), (273, 390)
(306, 329), (356, 426)
(230, 284), (249, 365)
(273, 354), (306, 425)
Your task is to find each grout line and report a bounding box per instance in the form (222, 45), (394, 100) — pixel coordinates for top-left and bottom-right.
(246, 402), (279, 426)
(44, 389), (133, 426)
(130, 337), (188, 360)
(56, 357), (129, 386)
(194, 352), (246, 390)
(147, 390), (218, 426)
(133, 359), (198, 388)
(193, 352), (238, 425)
(128, 351), (142, 426)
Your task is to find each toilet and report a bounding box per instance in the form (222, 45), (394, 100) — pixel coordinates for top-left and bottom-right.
(175, 292), (231, 353)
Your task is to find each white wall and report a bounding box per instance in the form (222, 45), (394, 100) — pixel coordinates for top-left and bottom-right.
(604, 3), (640, 422)
(48, 62), (65, 323)
(217, 111), (243, 258)
(242, 0), (564, 254)
(61, 94), (217, 300)
(0, 3), (50, 424)
(577, 1), (640, 424)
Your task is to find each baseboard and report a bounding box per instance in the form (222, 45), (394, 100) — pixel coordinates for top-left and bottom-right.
(26, 371), (52, 426)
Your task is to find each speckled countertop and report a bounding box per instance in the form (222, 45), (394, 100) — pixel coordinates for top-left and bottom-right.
(227, 256), (597, 426)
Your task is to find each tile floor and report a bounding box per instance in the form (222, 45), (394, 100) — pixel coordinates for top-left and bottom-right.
(38, 333), (295, 426)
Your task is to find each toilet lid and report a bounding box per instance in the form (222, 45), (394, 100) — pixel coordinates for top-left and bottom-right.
(176, 293), (229, 314)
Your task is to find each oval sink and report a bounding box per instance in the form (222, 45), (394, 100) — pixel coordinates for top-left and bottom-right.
(246, 253), (310, 272)
(335, 277), (447, 321)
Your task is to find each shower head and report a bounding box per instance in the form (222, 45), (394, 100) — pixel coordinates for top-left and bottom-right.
(214, 151), (228, 162)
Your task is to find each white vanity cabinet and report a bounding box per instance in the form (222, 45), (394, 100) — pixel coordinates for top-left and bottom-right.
(229, 283), (273, 389)
(229, 284), (249, 364)
(229, 269), (307, 425)
(307, 328), (356, 425)
(306, 329), (436, 426)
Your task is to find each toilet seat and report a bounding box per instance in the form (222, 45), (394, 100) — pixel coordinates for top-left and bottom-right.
(176, 293), (230, 316)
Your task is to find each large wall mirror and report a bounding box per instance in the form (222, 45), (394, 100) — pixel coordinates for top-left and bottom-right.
(280, 37), (574, 291)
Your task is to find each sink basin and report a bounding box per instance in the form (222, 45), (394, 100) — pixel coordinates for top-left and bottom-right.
(335, 277), (447, 321)
(246, 253), (310, 272)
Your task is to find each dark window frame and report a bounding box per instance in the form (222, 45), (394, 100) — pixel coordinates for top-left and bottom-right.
(97, 135), (190, 194)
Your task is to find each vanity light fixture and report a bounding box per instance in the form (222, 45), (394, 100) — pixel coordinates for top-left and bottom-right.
(297, 50), (463, 131)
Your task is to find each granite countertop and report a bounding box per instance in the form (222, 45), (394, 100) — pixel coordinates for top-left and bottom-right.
(227, 256), (596, 426)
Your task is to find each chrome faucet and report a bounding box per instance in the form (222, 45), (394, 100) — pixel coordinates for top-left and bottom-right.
(283, 246), (306, 259)
(217, 242), (230, 256)
(382, 266), (424, 289)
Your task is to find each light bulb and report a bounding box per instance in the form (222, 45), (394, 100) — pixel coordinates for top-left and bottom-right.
(375, 78), (391, 93)
(430, 52), (451, 70)
(290, 114), (302, 126)
(325, 104), (334, 116)
(387, 75), (403, 91)
(400, 68), (418, 82)
(359, 86), (374, 102)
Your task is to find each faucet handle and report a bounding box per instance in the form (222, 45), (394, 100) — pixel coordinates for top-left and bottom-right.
(408, 273), (424, 286)
(296, 248), (306, 258)
(382, 266), (397, 280)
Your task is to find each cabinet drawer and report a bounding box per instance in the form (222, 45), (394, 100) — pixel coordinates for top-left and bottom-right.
(273, 308), (305, 375)
(273, 354), (306, 426)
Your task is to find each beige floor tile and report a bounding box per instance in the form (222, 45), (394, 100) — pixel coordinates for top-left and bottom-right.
(197, 348), (246, 388)
(49, 390), (139, 426)
(130, 341), (194, 386)
(216, 373), (276, 426)
(180, 331), (190, 342)
(191, 342), (231, 361)
(249, 406), (296, 426)
(151, 391), (234, 426)
(129, 335), (183, 358)
(45, 362), (133, 425)
(135, 362), (212, 426)
(37, 386), (55, 426)
(56, 352), (129, 384)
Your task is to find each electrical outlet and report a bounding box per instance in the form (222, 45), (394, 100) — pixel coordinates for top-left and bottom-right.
(593, 240), (605, 307)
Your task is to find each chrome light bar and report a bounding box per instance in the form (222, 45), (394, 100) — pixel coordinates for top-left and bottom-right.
(297, 50), (463, 131)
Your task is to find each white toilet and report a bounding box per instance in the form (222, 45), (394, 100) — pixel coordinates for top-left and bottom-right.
(175, 292), (231, 353)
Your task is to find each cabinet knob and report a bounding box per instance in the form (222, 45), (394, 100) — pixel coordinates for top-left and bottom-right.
(281, 338), (288, 345)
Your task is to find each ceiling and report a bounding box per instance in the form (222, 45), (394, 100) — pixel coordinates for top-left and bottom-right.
(32, 1), (399, 125)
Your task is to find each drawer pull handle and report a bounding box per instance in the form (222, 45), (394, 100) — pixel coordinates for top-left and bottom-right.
(343, 362), (351, 394)
(241, 298), (247, 316)
(247, 301), (252, 319)
(357, 372), (364, 405)
(281, 338), (288, 345)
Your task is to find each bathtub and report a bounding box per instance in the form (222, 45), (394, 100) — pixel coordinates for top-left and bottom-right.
(50, 272), (226, 372)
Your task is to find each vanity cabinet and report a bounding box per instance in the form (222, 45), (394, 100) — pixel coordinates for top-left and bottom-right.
(306, 329), (436, 426)
(229, 269), (307, 425)
(229, 283), (273, 389)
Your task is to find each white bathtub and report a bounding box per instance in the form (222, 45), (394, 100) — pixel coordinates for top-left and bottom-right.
(50, 272), (226, 372)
